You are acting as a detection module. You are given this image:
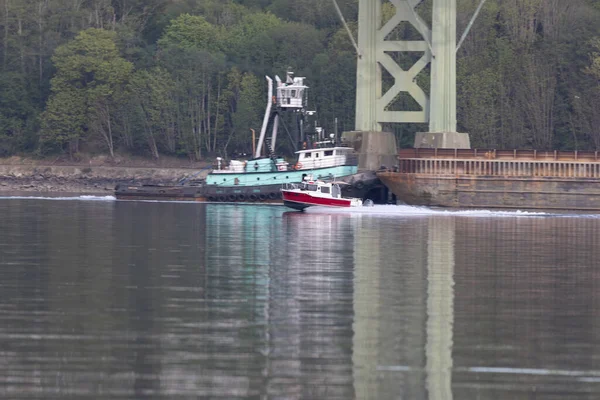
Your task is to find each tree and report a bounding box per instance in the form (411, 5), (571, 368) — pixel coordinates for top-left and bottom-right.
(41, 89), (86, 154)
(0, 72), (39, 155)
(227, 70), (262, 155)
(157, 13), (228, 159)
(41, 28), (132, 157)
(268, 0), (358, 30)
(590, 38), (600, 80)
(157, 13), (224, 53)
(226, 11), (283, 74)
(0, 0), (599, 161)
(126, 68), (176, 158)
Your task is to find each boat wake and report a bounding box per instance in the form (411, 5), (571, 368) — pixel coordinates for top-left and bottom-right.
(303, 204), (600, 218)
(0, 195), (116, 202)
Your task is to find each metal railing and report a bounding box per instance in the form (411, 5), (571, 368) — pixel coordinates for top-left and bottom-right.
(399, 148), (600, 162)
(397, 158), (600, 178)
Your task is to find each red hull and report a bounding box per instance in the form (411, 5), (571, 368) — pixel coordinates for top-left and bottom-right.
(281, 190), (352, 210)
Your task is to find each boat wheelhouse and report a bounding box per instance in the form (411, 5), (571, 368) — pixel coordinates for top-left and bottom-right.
(294, 147), (356, 171)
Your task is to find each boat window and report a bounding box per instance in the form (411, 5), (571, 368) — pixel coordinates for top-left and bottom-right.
(307, 184), (317, 191)
(324, 150), (333, 156)
(315, 153), (320, 158)
(321, 186), (330, 194)
(304, 152), (311, 158)
(291, 90), (296, 97)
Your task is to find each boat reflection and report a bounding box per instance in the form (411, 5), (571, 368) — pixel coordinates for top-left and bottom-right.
(278, 209), (356, 398)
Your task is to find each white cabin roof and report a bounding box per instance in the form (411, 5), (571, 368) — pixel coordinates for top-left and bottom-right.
(295, 146), (353, 155)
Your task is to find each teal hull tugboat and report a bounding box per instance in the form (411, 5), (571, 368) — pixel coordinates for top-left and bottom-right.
(115, 71), (379, 203)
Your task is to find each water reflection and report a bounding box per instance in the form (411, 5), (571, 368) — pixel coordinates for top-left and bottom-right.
(278, 211), (355, 399)
(452, 217), (600, 400)
(352, 215), (453, 400)
(2, 199), (600, 399)
(352, 214), (600, 400)
(425, 218), (454, 400)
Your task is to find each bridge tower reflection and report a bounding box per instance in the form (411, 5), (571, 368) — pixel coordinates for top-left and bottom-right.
(425, 217), (455, 400)
(352, 216), (456, 399)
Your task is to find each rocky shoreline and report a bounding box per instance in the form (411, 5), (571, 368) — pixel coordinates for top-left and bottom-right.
(0, 164), (209, 196)
(0, 176), (115, 194)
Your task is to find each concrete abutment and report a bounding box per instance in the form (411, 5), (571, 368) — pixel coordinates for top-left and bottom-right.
(342, 131), (398, 171)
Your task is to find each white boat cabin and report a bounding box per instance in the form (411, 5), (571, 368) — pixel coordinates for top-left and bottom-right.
(295, 147), (353, 170)
(298, 180), (343, 198)
(212, 146), (355, 174)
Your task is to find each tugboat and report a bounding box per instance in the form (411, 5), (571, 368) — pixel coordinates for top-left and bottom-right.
(281, 176), (367, 211)
(114, 70), (376, 202)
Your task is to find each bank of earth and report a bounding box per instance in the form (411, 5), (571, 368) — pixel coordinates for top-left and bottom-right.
(0, 156), (210, 195)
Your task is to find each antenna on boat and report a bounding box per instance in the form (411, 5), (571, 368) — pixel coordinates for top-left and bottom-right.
(334, 117), (338, 140)
(316, 127), (323, 142)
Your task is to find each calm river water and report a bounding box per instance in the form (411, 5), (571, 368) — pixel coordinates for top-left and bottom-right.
(1, 197), (600, 399)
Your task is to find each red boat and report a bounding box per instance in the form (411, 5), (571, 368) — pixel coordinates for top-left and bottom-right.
(281, 178), (364, 211)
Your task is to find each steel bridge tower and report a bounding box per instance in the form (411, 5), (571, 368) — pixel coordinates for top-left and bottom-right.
(349, 0), (481, 151)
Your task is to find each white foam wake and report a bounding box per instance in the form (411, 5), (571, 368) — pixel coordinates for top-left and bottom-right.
(303, 204), (598, 218)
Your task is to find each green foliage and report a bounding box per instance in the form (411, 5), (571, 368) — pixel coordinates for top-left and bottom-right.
(458, 66), (500, 148)
(41, 29), (133, 155)
(158, 14), (225, 53)
(126, 68), (176, 157)
(590, 38), (600, 80)
(41, 90), (87, 149)
(230, 71), (263, 153)
(0, 73), (39, 155)
(0, 0), (599, 160)
(227, 12), (284, 72)
(268, 0), (357, 30)
(588, 0), (600, 11)
(454, 0), (600, 150)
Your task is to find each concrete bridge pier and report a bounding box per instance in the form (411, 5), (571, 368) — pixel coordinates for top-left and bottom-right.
(416, 0), (469, 149)
(342, 130), (397, 171)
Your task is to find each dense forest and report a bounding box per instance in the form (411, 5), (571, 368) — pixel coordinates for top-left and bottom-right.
(0, 0), (599, 160)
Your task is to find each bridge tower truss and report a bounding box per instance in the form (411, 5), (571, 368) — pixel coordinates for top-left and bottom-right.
(356, 0), (459, 134)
